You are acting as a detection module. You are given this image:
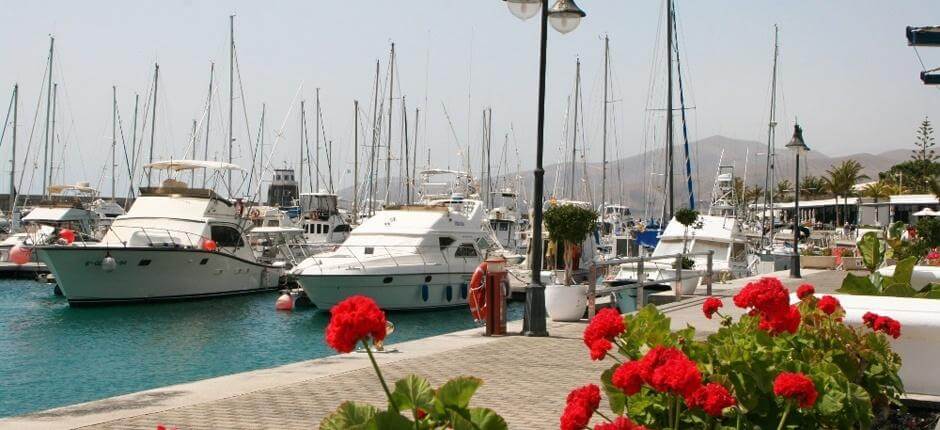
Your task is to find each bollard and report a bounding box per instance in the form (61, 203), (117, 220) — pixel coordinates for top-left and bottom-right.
(485, 257), (508, 336)
(706, 250), (714, 296)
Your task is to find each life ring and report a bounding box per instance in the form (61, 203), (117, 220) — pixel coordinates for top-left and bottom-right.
(468, 262), (488, 324)
(249, 208), (262, 219)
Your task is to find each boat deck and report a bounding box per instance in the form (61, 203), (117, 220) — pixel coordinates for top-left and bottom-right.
(0, 270), (849, 430)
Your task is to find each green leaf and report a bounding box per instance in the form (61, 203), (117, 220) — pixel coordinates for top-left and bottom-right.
(882, 283), (917, 297)
(837, 273), (879, 296)
(436, 377), (482, 411)
(917, 283), (940, 299)
(368, 411), (414, 430)
(391, 375), (434, 412)
(858, 232), (883, 272)
(601, 366), (627, 414)
(320, 401), (378, 430)
(885, 256), (917, 287)
(467, 407), (508, 430)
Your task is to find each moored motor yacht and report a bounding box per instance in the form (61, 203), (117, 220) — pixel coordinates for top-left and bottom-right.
(35, 160), (282, 305)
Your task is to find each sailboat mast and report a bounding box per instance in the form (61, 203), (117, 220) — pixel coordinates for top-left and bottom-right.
(369, 60), (380, 216)
(402, 96), (410, 205)
(190, 119), (197, 186)
(601, 35), (610, 216)
(487, 107), (493, 208)
(315, 88), (320, 192)
(259, 103), (265, 199)
(386, 43), (395, 203)
(10, 84), (17, 214)
(666, 0), (675, 219)
(49, 83), (57, 188)
(300, 100), (305, 194)
(147, 63), (159, 187)
(112, 86), (118, 199)
(128, 94), (138, 201)
(763, 25), (780, 247)
(42, 36), (54, 197)
(413, 107), (419, 193)
(570, 58), (580, 200)
(227, 14), (235, 195)
(353, 100), (359, 221)
(204, 62), (214, 188)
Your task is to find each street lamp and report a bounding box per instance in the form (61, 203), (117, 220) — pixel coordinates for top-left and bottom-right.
(785, 123), (809, 278)
(504, 0), (586, 337)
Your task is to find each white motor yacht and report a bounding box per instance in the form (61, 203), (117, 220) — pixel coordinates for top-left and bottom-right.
(290, 197), (487, 311)
(35, 161), (281, 305)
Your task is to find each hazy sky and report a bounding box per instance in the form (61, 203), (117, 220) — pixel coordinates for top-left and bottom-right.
(1, 0), (939, 198)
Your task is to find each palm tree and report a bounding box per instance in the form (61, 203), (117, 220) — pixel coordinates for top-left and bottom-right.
(825, 160), (869, 226)
(775, 179), (792, 202)
(801, 175), (828, 199)
(862, 181), (891, 224)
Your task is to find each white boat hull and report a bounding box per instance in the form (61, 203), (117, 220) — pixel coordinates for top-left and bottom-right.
(295, 271), (473, 311)
(37, 247), (282, 305)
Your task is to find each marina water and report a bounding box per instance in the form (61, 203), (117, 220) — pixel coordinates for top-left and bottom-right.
(0, 279), (523, 417)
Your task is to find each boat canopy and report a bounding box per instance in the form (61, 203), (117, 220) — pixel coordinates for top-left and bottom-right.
(22, 207), (95, 222)
(47, 183), (99, 195)
(145, 160), (245, 172)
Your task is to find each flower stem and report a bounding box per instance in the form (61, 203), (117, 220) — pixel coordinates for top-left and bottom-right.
(776, 402), (792, 430)
(363, 339), (397, 411)
(673, 396), (682, 430)
(605, 351), (624, 363)
(595, 409), (615, 423)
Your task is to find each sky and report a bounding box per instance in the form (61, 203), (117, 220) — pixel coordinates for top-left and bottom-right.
(0, 0), (939, 199)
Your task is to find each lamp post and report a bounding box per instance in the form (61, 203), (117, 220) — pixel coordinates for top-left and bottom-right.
(503, 0), (586, 336)
(786, 123), (809, 278)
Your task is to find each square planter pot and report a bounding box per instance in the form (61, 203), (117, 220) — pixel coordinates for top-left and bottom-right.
(800, 255), (838, 269)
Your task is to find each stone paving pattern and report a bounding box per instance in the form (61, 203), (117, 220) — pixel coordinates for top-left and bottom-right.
(78, 270), (847, 429)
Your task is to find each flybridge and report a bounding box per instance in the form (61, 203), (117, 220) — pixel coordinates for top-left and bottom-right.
(906, 26), (940, 85)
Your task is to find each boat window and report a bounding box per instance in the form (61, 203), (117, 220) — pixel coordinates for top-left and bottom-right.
(475, 237), (491, 251)
(211, 225), (245, 247)
(455, 243), (478, 258)
(323, 225), (330, 234)
(439, 237), (455, 249)
(334, 224), (351, 233)
(499, 223), (508, 231)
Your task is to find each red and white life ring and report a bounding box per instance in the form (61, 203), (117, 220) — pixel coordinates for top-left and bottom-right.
(249, 208), (262, 220)
(468, 262), (488, 324)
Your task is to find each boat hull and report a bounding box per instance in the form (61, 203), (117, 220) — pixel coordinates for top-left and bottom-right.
(36, 247), (282, 305)
(295, 271), (473, 311)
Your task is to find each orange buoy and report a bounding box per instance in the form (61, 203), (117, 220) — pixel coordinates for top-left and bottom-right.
(468, 262), (488, 324)
(59, 229), (76, 244)
(275, 293), (294, 311)
(9, 246), (31, 265)
(202, 239), (218, 252)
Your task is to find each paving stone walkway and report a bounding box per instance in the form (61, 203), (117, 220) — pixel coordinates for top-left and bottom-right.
(4, 270), (846, 429)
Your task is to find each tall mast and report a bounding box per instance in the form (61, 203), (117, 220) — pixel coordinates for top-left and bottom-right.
(601, 35), (610, 216)
(487, 107), (493, 207)
(204, 62), (214, 188)
(147, 63), (159, 187)
(259, 103), (265, 198)
(413, 107), (419, 194)
(353, 100), (359, 222)
(300, 100), (305, 194)
(369, 60), (380, 215)
(328, 140), (333, 192)
(386, 43), (395, 203)
(666, 0), (675, 220)
(569, 58), (580, 200)
(128, 94), (138, 201)
(762, 25), (780, 248)
(227, 14), (235, 195)
(190, 119), (197, 185)
(402, 96), (410, 204)
(42, 36), (54, 197)
(315, 88), (320, 192)
(112, 86), (117, 199)
(49, 83), (57, 188)
(10, 84), (18, 214)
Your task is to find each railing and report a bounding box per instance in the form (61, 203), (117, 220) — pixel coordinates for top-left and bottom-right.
(586, 250), (715, 319)
(65, 225), (244, 260)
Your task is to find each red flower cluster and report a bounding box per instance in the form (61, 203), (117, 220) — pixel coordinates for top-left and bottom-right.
(583, 308), (626, 361)
(593, 416), (648, 430)
(561, 384), (601, 430)
(612, 346), (702, 398)
(863, 312), (902, 339)
(773, 372), (818, 408)
(702, 297), (723, 319)
(324, 295), (388, 353)
(686, 383), (737, 417)
(796, 284), (815, 299)
(817, 295), (841, 315)
(734, 277), (801, 335)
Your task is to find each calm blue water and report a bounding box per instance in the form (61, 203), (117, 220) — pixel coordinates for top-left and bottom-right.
(0, 279), (524, 418)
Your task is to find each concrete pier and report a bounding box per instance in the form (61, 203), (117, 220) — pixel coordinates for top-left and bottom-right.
(0, 269), (846, 429)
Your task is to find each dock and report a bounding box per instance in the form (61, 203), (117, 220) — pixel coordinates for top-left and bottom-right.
(0, 269), (848, 430)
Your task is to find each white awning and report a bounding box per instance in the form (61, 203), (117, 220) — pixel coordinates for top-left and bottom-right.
(145, 160), (245, 172)
(914, 207), (940, 216)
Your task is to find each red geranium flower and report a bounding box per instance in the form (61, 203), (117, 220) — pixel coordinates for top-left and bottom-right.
(325, 295), (388, 353)
(594, 416), (648, 430)
(817, 295), (841, 315)
(416, 408), (428, 420)
(686, 383), (737, 417)
(796, 284), (815, 299)
(702, 297), (723, 319)
(647, 352), (702, 398)
(758, 305), (801, 335)
(561, 384), (600, 430)
(862, 311), (878, 327)
(612, 361), (645, 395)
(636, 346), (687, 381)
(733, 277), (790, 316)
(583, 308), (626, 361)
(773, 372), (818, 408)
(874, 316), (902, 339)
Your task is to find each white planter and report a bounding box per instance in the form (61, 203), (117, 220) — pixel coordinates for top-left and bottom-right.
(790, 293), (940, 396)
(660, 269), (701, 296)
(878, 265), (940, 289)
(545, 284), (587, 322)
(800, 255), (838, 269)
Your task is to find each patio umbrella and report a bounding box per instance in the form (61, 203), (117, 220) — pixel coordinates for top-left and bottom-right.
(913, 208), (940, 216)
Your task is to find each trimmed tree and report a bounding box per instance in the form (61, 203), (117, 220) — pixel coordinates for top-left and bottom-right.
(543, 204), (598, 286)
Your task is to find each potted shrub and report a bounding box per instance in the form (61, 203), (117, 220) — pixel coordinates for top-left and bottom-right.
(799, 246), (838, 269)
(660, 208), (702, 296)
(542, 203), (598, 321)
